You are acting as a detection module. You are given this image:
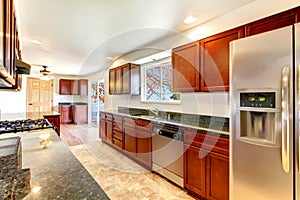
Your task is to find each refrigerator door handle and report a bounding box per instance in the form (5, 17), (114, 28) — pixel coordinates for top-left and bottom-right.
(281, 66), (290, 173)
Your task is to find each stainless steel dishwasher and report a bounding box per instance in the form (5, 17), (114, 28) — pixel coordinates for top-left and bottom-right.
(152, 122), (184, 187)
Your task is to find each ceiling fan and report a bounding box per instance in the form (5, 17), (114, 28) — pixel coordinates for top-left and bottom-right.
(40, 66), (51, 76)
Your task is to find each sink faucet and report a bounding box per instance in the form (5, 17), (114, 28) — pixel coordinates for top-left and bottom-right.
(149, 108), (159, 117)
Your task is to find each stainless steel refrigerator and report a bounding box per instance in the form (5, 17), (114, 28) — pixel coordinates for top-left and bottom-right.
(230, 23), (300, 200)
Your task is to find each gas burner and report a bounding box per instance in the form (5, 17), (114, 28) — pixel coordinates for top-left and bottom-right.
(0, 118), (54, 134)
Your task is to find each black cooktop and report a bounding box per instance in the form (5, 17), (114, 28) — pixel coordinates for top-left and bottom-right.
(0, 118), (54, 134)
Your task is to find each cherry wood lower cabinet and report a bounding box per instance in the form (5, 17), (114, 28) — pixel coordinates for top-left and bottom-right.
(184, 130), (229, 200)
(100, 119), (106, 140)
(124, 126), (136, 157)
(60, 105), (73, 124)
(106, 120), (113, 144)
(44, 115), (61, 136)
(135, 129), (152, 169)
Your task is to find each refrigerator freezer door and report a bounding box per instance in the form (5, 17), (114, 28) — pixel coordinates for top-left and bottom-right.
(295, 22), (300, 200)
(230, 26), (294, 200)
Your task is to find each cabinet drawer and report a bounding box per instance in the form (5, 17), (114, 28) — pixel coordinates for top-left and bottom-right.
(113, 115), (122, 124)
(113, 122), (123, 132)
(106, 114), (113, 121)
(136, 119), (151, 132)
(113, 138), (123, 149)
(100, 112), (106, 120)
(184, 130), (229, 156)
(123, 117), (135, 128)
(113, 130), (123, 141)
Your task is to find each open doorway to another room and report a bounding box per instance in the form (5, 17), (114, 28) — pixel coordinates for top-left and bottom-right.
(91, 80), (104, 126)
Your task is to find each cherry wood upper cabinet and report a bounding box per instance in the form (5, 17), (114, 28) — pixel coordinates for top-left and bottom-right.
(245, 7), (300, 37)
(200, 27), (244, 92)
(172, 41), (200, 92)
(59, 79), (71, 95)
(109, 63), (140, 95)
(59, 79), (88, 95)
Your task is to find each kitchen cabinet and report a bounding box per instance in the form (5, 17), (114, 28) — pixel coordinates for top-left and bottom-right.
(44, 115), (61, 136)
(135, 119), (152, 169)
(123, 117), (136, 158)
(70, 80), (79, 95)
(59, 79), (71, 95)
(79, 79), (88, 96)
(112, 115), (123, 150)
(106, 114), (113, 144)
(200, 27), (244, 92)
(60, 105), (73, 124)
(184, 130), (229, 200)
(59, 79), (88, 95)
(172, 41), (200, 92)
(0, 0), (22, 89)
(109, 63), (140, 95)
(73, 105), (87, 124)
(100, 118), (106, 140)
(245, 7), (300, 37)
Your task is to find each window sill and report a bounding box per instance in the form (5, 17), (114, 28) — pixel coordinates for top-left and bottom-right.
(140, 100), (181, 105)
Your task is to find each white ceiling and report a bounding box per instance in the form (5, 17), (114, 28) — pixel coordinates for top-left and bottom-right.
(16, 0), (256, 75)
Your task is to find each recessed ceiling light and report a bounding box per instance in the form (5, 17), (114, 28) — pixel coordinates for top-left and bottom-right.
(106, 56), (113, 60)
(184, 16), (197, 24)
(30, 39), (42, 45)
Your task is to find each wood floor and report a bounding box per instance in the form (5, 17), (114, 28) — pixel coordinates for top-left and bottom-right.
(60, 124), (192, 200)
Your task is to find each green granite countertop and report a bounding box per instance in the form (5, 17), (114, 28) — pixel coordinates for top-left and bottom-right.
(15, 130), (109, 199)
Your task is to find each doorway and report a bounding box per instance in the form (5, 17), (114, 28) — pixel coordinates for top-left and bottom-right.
(27, 77), (54, 113)
(91, 80), (104, 126)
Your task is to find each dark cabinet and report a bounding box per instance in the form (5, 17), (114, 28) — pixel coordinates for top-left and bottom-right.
(70, 80), (79, 95)
(44, 115), (61, 136)
(60, 105), (73, 124)
(112, 115), (123, 149)
(184, 144), (206, 197)
(59, 79), (71, 95)
(106, 114), (113, 144)
(124, 126), (136, 157)
(59, 79), (88, 95)
(135, 130), (152, 169)
(79, 79), (88, 96)
(100, 119), (106, 140)
(200, 27), (244, 92)
(172, 41), (200, 92)
(184, 130), (229, 200)
(109, 63), (140, 95)
(245, 7), (300, 37)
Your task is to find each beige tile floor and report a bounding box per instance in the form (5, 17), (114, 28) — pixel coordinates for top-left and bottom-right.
(61, 124), (193, 200)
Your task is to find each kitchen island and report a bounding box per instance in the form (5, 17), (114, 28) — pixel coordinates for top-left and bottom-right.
(2, 130), (109, 199)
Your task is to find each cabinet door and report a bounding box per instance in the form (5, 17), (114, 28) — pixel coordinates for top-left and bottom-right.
(200, 27), (244, 92)
(70, 80), (79, 95)
(130, 64), (140, 95)
(100, 119), (106, 140)
(172, 41), (200, 92)
(184, 144), (206, 198)
(79, 79), (88, 96)
(124, 126), (136, 156)
(106, 121), (113, 144)
(135, 130), (152, 169)
(109, 69), (115, 94)
(115, 67), (122, 94)
(122, 64), (130, 94)
(73, 105), (87, 124)
(245, 8), (300, 37)
(206, 152), (229, 200)
(60, 106), (73, 123)
(59, 79), (71, 95)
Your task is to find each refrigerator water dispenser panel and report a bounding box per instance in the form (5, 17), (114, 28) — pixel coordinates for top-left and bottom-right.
(240, 92), (275, 108)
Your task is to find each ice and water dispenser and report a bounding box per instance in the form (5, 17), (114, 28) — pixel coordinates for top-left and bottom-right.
(237, 91), (281, 147)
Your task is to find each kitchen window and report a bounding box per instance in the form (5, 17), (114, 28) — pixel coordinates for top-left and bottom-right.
(141, 57), (180, 103)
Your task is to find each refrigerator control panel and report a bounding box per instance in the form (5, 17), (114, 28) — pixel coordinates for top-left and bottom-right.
(240, 92), (275, 108)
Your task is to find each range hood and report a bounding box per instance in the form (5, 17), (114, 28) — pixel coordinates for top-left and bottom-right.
(16, 59), (31, 74)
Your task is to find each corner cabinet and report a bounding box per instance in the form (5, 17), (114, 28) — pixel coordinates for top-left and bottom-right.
(172, 41), (200, 92)
(184, 130), (229, 200)
(109, 63), (140, 95)
(200, 27), (244, 92)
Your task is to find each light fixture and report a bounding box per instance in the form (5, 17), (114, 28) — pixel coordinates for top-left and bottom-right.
(106, 56), (113, 60)
(184, 15), (197, 24)
(39, 66), (53, 80)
